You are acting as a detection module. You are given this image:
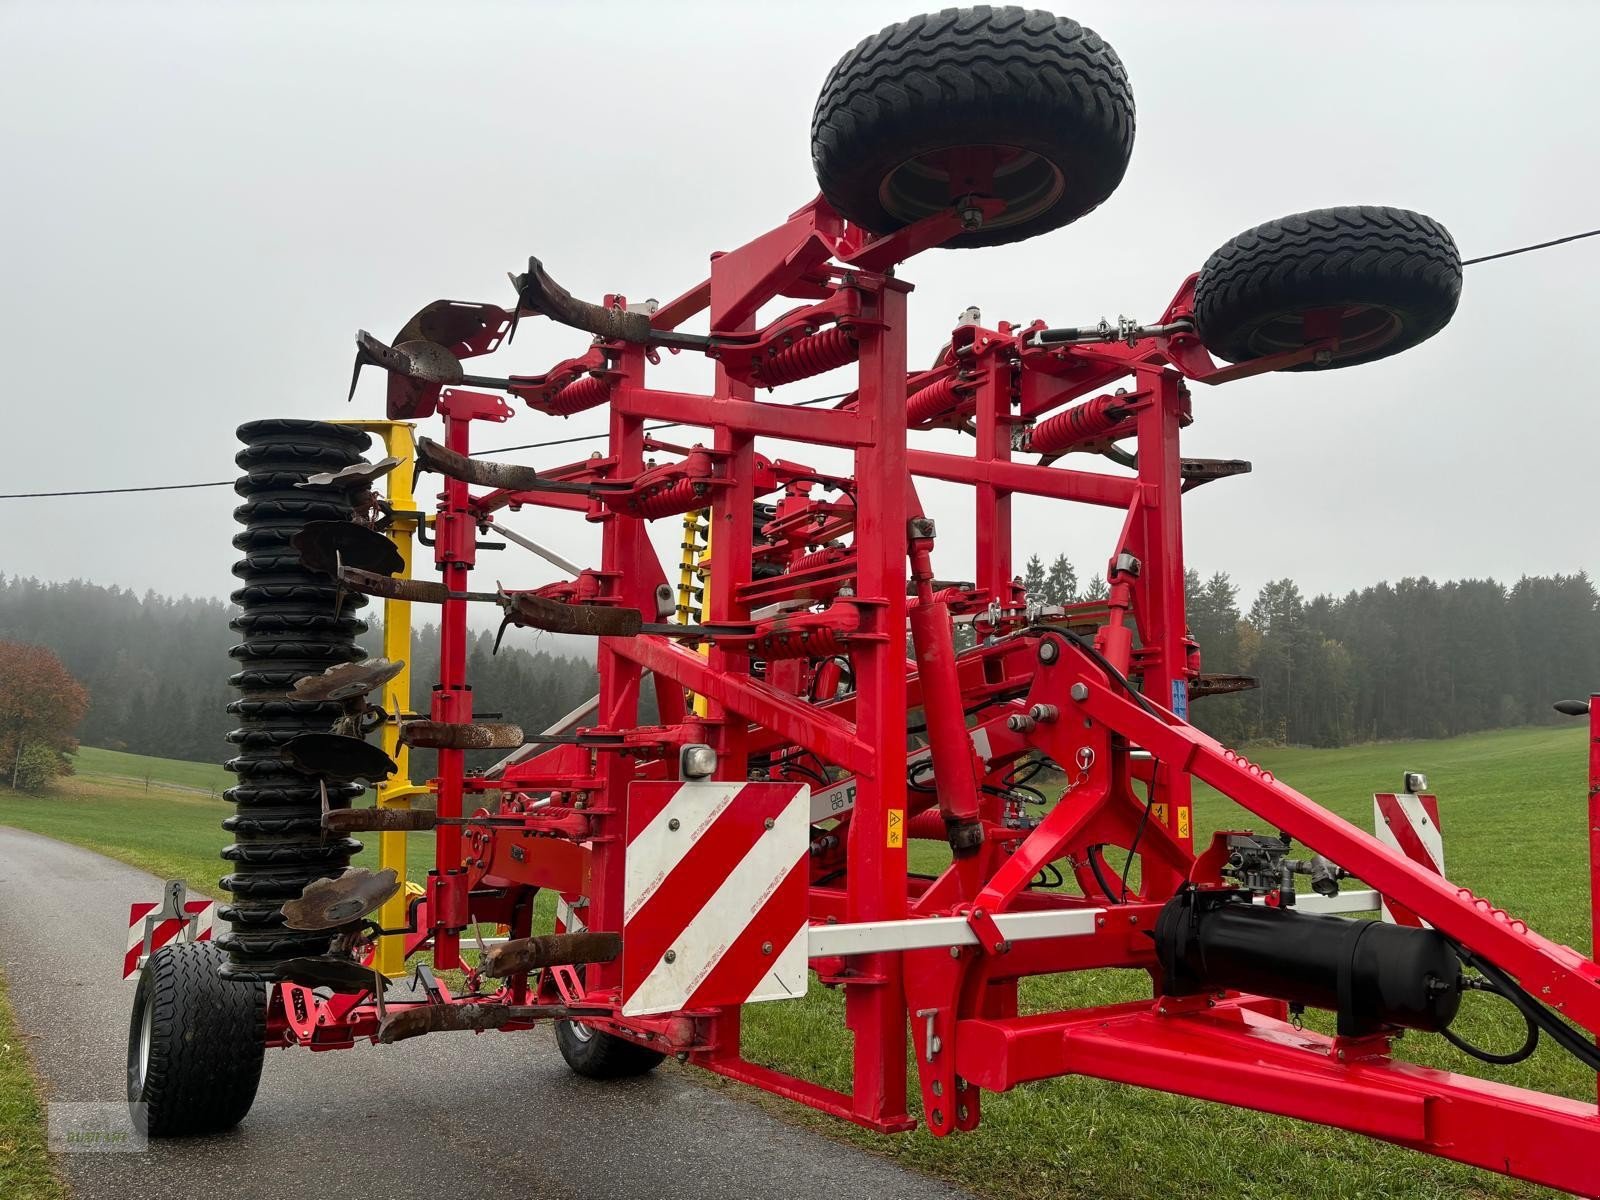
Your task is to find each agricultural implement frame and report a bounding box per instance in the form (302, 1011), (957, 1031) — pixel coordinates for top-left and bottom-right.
(125, 9), (1600, 1194)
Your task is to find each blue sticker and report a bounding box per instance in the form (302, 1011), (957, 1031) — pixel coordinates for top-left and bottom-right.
(1170, 679), (1188, 719)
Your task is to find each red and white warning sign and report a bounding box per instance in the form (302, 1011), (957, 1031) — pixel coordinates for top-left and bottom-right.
(124, 879), (214, 979)
(1373, 792), (1444, 927)
(621, 780), (809, 1017)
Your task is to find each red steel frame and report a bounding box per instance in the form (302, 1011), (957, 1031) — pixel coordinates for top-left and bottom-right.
(277, 196), (1600, 1196)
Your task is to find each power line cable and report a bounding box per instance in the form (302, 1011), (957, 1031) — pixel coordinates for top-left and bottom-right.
(0, 480), (234, 499)
(6, 225), (1600, 500)
(1461, 227), (1600, 266)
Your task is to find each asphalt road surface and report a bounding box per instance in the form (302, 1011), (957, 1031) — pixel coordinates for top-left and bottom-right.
(0, 827), (972, 1200)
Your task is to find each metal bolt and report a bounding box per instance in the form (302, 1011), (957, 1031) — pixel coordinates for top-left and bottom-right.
(761, 941), (773, 955)
(664, 949), (677, 964)
(1038, 640), (1059, 665)
(1070, 682), (1089, 702)
(949, 946), (961, 958)
(668, 818), (680, 831)
(763, 816), (775, 830)
(959, 201), (983, 231)
(996, 940), (1012, 954)
(675, 1051), (690, 1063)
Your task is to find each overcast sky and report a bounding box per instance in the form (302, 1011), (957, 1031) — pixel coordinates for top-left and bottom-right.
(2, 0), (1596, 614)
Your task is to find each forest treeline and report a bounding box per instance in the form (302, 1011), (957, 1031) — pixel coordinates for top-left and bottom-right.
(0, 576), (598, 768)
(1, 565), (1595, 765)
(1020, 555), (1598, 747)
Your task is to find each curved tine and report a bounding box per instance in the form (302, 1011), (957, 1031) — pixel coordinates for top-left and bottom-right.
(414, 436), (593, 495)
(511, 257), (653, 344)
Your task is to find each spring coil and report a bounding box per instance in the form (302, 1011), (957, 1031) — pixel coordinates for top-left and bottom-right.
(630, 477), (704, 521)
(789, 545), (848, 573)
(905, 376), (968, 426)
(1027, 393), (1132, 455)
(753, 623), (850, 660)
(542, 374), (611, 417)
(760, 327), (857, 386)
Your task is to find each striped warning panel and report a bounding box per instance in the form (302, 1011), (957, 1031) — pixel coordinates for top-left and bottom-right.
(1373, 792), (1444, 927)
(124, 893), (214, 979)
(621, 780), (809, 1017)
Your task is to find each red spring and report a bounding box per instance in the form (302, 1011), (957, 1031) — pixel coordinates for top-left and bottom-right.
(542, 374), (611, 417)
(760, 327), (857, 386)
(1028, 392), (1131, 454)
(789, 545), (848, 573)
(749, 609), (856, 659)
(629, 477), (704, 520)
(755, 625), (849, 660)
(905, 376), (967, 426)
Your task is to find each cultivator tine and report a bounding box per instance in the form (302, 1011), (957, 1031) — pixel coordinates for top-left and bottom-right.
(415, 436), (593, 495)
(292, 520), (406, 578)
(510, 256), (654, 344)
(481, 931), (622, 978)
(376, 1002), (610, 1044)
(277, 955), (385, 994)
(291, 657), (406, 703)
(283, 731), (398, 783)
(1179, 457), (1253, 492)
(498, 591), (644, 638)
(400, 720), (525, 751)
(300, 456), (405, 490)
(322, 807), (440, 834)
(354, 332), (467, 387)
(281, 867), (402, 931)
(337, 565), (454, 605)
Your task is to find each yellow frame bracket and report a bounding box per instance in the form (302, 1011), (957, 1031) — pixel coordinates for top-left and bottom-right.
(335, 419), (419, 975)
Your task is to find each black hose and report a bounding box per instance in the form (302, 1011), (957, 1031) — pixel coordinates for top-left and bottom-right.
(1449, 942), (1600, 1073)
(1087, 844), (1129, 904)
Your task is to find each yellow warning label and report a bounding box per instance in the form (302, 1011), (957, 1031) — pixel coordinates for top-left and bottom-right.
(1151, 803), (1169, 825)
(887, 808), (905, 849)
(1177, 806), (1192, 839)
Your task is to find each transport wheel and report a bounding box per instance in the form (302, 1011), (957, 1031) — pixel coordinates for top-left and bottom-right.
(127, 941), (267, 1137)
(554, 1017), (666, 1080)
(811, 6), (1134, 248)
(1193, 205), (1462, 371)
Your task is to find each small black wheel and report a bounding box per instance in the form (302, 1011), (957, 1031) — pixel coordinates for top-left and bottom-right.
(1194, 205), (1462, 371)
(811, 6), (1134, 248)
(127, 941), (267, 1137)
(554, 1017), (665, 1080)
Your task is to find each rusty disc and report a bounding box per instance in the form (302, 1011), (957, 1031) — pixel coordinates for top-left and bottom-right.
(277, 955), (382, 993)
(291, 658), (405, 703)
(281, 867), (402, 931)
(291, 520), (405, 578)
(283, 732), (397, 783)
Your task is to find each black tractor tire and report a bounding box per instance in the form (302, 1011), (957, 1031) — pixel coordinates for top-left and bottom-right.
(811, 6), (1134, 248)
(126, 941), (266, 1137)
(554, 1018), (666, 1080)
(1194, 206), (1462, 371)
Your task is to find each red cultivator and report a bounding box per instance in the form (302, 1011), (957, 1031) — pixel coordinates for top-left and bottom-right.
(125, 8), (1600, 1193)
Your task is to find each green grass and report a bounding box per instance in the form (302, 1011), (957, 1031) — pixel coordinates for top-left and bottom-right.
(70, 746), (234, 795)
(0, 727), (1592, 1198)
(0, 969), (67, 1200)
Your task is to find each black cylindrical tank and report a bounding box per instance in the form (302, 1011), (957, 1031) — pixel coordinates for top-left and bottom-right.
(1154, 889), (1462, 1035)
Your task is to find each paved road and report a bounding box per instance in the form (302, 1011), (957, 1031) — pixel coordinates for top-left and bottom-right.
(0, 827), (970, 1200)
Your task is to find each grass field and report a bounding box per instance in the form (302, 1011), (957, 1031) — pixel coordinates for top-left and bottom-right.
(0, 969), (66, 1200)
(0, 727), (1593, 1199)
